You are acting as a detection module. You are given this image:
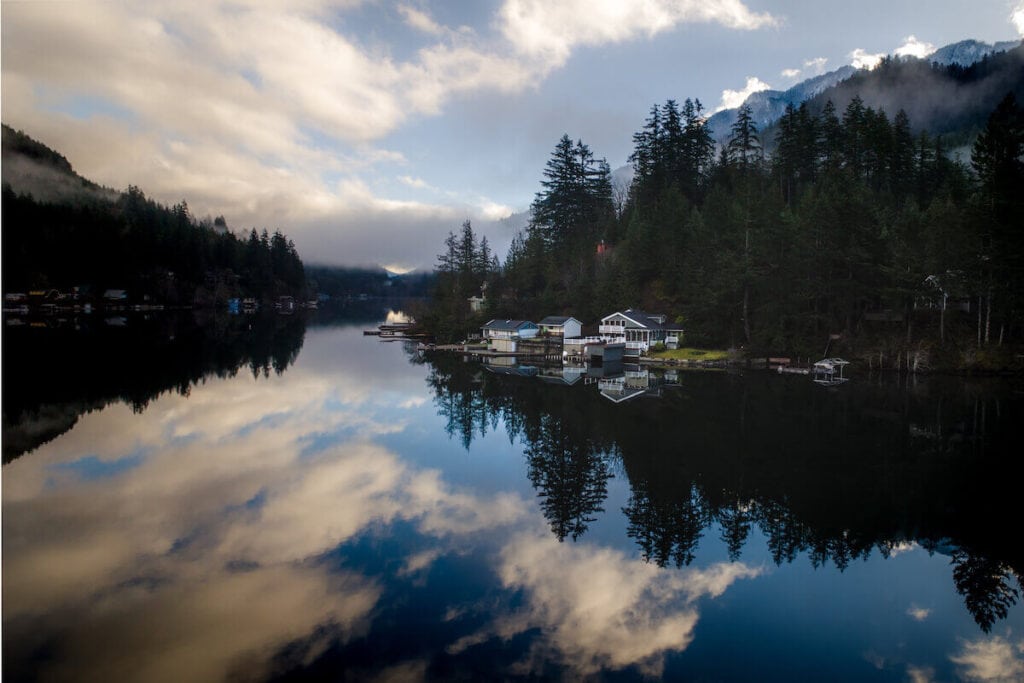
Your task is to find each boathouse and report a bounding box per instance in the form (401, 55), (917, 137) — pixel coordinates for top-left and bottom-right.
(481, 319), (539, 353)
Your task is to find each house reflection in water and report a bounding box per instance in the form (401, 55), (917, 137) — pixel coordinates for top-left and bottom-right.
(598, 364), (671, 403)
(480, 357), (678, 404)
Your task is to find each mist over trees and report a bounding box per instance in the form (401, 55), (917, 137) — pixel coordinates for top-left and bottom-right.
(425, 62), (1023, 362)
(2, 125), (308, 307)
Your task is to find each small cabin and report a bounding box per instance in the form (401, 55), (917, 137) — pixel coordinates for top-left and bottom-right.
(481, 319), (538, 353)
(537, 316), (582, 339)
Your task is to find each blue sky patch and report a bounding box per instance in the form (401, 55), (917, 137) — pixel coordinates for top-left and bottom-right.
(52, 451), (145, 480)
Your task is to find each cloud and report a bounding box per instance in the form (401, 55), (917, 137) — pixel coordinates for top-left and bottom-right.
(894, 35), (935, 59)
(1, 0), (780, 269)
(1, 338), (536, 680)
(716, 76), (772, 112)
(780, 57), (827, 82)
(907, 666), (936, 683)
(0, 2), (534, 268)
(1014, 2), (1024, 38)
(450, 531), (763, 676)
(906, 605), (932, 621)
(399, 175), (433, 190)
(849, 47), (886, 70)
(497, 0), (777, 66)
(950, 635), (1024, 681)
(399, 5), (446, 36)
(805, 56), (828, 73)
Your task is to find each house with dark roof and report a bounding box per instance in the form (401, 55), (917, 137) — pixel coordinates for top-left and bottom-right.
(537, 316), (582, 339)
(481, 319), (539, 353)
(598, 309), (668, 354)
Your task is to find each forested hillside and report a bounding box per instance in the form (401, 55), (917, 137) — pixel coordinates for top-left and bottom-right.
(2, 125), (307, 306)
(428, 81), (1024, 367)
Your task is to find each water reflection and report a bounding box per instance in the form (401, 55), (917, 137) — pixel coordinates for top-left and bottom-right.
(4, 322), (1024, 681)
(2, 311), (307, 462)
(423, 352), (1024, 633)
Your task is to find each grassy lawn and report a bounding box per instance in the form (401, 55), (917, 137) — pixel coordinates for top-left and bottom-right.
(648, 347), (730, 361)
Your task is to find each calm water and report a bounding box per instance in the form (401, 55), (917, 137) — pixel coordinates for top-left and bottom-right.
(3, 309), (1023, 682)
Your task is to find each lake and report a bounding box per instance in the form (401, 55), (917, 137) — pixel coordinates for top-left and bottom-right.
(3, 308), (1023, 682)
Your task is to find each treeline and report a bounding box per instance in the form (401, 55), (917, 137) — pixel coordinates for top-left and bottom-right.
(429, 82), (1023, 359)
(418, 220), (500, 340)
(306, 265), (436, 300)
(2, 183), (307, 306)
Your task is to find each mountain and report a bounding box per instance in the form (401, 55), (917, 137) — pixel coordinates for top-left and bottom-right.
(3, 127), (308, 303)
(707, 38), (1022, 145)
(707, 66), (857, 142)
(1, 125), (119, 205)
(929, 39), (1022, 67)
(794, 43), (1024, 142)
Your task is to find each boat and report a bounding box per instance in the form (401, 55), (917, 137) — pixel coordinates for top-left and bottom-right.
(812, 358), (850, 386)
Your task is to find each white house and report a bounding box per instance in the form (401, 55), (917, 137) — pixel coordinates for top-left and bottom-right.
(537, 316), (582, 339)
(481, 319), (539, 353)
(599, 309), (667, 353)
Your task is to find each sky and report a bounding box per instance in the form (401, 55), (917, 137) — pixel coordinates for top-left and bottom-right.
(2, 1), (1022, 271)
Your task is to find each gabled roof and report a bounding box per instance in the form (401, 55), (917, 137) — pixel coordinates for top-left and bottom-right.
(538, 315), (580, 326)
(601, 309), (666, 330)
(482, 319), (537, 331)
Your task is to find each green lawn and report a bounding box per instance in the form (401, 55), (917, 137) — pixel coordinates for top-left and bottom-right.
(648, 347), (730, 361)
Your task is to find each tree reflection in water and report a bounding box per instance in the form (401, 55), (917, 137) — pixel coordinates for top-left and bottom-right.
(2, 311), (307, 462)
(422, 352), (1024, 632)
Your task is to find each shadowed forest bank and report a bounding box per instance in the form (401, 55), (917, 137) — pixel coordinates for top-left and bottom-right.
(423, 50), (1024, 371)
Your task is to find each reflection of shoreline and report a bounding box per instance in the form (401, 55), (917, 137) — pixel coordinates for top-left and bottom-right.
(2, 312), (307, 462)
(426, 352), (1024, 632)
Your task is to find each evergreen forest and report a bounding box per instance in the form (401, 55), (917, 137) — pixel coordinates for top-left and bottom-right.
(2, 126), (307, 307)
(426, 53), (1024, 367)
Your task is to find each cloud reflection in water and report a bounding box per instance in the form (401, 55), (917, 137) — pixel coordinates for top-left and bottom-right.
(3, 333), (767, 681)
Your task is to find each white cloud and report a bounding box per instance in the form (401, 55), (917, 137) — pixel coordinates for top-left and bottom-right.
(805, 56), (828, 73)
(894, 35), (935, 59)
(450, 531), (764, 676)
(716, 76), (772, 112)
(906, 605), (932, 621)
(478, 200), (515, 221)
(498, 0), (777, 66)
(399, 175), (432, 190)
(780, 56), (827, 81)
(0, 0), (780, 269)
(1013, 2), (1024, 37)
(850, 47), (886, 69)
(951, 635), (1024, 681)
(907, 666), (936, 683)
(398, 5), (446, 36)
(0, 343), (537, 680)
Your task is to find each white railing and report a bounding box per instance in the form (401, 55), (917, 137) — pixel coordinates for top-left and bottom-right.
(598, 324), (624, 335)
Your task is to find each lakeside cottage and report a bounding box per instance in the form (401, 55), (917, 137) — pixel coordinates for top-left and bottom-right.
(537, 316), (582, 339)
(599, 309), (668, 353)
(481, 319), (539, 353)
